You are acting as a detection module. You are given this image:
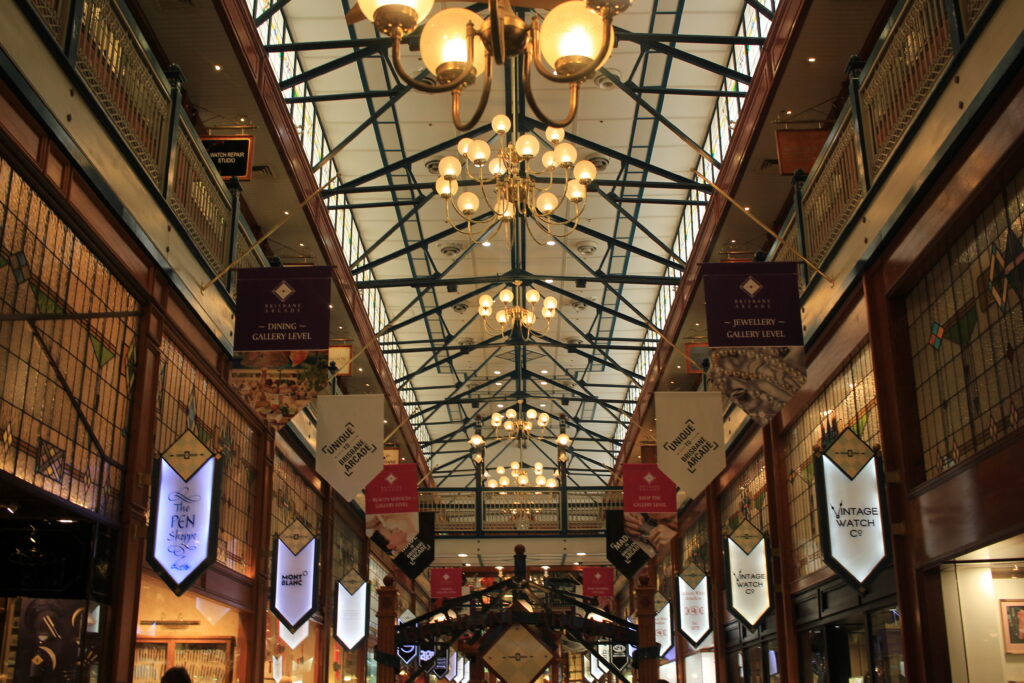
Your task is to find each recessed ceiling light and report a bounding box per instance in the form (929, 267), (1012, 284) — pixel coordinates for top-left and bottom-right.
(676, 365), (682, 369)
(298, 242), (304, 247)
(576, 552), (586, 556)
(482, 240), (492, 247)
(364, 383), (370, 387)
(465, 563), (472, 566)
(743, 206), (750, 211)
(541, 369), (548, 374)
(328, 304), (333, 309)
(458, 553), (468, 558)
(573, 561), (580, 565)
(539, 403), (546, 407)
(695, 322), (701, 326)
(493, 370), (501, 375)
(546, 240), (556, 246)
(495, 381), (502, 386)
(239, 116), (247, 123)
(497, 404), (505, 408)
(338, 325), (343, 329)
(785, 109), (793, 115)
(731, 239), (736, 243)
(213, 64), (223, 71)
(540, 381), (547, 385)
(357, 367), (363, 372)
(807, 56), (816, 62)
(283, 210), (290, 215)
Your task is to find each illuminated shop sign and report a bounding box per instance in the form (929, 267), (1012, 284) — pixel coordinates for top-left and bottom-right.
(677, 565), (712, 647)
(814, 429), (888, 587)
(271, 520), (319, 632)
(724, 519), (771, 629)
(147, 431), (221, 596)
(334, 580), (368, 649)
(654, 603), (673, 656)
(610, 643), (630, 672)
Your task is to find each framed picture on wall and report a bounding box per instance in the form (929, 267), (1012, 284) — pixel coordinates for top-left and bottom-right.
(1000, 599), (1024, 654)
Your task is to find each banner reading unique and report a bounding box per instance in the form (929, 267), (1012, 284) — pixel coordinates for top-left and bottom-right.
(703, 262), (802, 347)
(582, 566), (615, 598)
(655, 391), (726, 499)
(708, 346), (806, 426)
(334, 580), (368, 650)
(271, 520), (319, 632)
(623, 463), (677, 514)
(815, 429), (888, 587)
(200, 135), (254, 180)
(148, 431), (222, 596)
(724, 520), (771, 629)
(605, 511), (652, 578)
(431, 567), (463, 600)
(315, 394), (384, 501)
(677, 566), (712, 647)
(392, 513), (435, 579)
(365, 463), (419, 554)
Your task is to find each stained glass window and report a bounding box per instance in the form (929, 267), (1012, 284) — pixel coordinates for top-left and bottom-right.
(783, 344), (878, 579)
(155, 338), (259, 576)
(0, 157), (137, 519)
(720, 451), (769, 537)
(270, 452), (323, 550)
(906, 167), (1024, 479)
(682, 514), (710, 571)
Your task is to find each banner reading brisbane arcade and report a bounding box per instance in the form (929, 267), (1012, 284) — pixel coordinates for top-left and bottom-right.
(315, 394), (384, 501)
(655, 391), (726, 499)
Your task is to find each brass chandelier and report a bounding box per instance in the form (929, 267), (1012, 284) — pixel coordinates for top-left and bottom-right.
(467, 400), (572, 448)
(352, 0), (633, 129)
(435, 116), (596, 243)
(476, 280), (558, 339)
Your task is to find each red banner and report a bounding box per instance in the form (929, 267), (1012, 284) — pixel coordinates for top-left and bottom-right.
(365, 463), (419, 514)
(431, 567), (463, 599)
(582, 566), (615, 598)
(623, 463), (677, 514)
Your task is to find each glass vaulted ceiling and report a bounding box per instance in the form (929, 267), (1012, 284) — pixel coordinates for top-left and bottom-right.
(247, 0), (780, 486)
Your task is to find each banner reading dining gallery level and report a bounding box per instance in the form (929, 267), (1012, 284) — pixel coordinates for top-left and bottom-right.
(655, 391), (726, 499)
(315, 394), (384, 501)
(365, 463), (419, 554)
(234, 266), (331, 351)
(702, 262), (802, 347)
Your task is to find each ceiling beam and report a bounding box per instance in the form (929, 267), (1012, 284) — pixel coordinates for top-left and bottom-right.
(284, 89), (399, 104)
(278, 46), (381, 90)
(615, 32), (766, 46)
(354, 273), (681, 289)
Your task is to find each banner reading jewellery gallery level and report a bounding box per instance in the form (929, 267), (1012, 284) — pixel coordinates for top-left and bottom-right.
(814, 428), (889, 588)
(147, 431), (222, 595)
(655, 391), (726, 498)
(724, 520), (772, 629)
(230, 267), (332, 430)
(271, 520), (320, 632)
(315, 394), (384, 501)
(703, 262), (802, 347)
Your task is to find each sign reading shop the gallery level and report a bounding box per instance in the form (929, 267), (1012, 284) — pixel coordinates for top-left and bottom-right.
(725, 520), (772, 629)
(148, 431), (222, 595)
(622, 463), (676, 513)
(703, 262), (802, 347)
(315, 394), (384, 501)
(656, 391), (726, 498)
(233, 266), (331, 351)
(272, 520), (319, 632)
(815, 428), (888, 587)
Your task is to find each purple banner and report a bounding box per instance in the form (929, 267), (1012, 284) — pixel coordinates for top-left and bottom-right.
(702, 262), (802, 347)
(234, 266), (332, 351)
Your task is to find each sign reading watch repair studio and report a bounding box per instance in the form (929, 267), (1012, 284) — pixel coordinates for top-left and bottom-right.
(814, 428), (888, 587)
(703, 262), (802, 347)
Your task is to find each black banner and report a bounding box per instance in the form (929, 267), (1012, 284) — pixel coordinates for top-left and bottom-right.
(385, 512), (435, 579)
(200, 136), (254, 180)
(610, 643), (631, 672)
(605, 510), (652, 578)
(431, 647), (449, 677)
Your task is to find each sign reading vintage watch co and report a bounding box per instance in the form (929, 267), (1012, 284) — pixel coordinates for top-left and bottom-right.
(272, 520), (320, 632)
(724, 520), (772, 629)
(148, 431), (222, 595)
(814, 428), (889, 587)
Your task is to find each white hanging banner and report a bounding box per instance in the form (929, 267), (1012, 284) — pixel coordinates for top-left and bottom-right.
(655, 602), (673, 657)
(147, 431), (221, 596)
(335, 580), (368, 649)
(724, 520), (771, 629)
(677, 566), (712, 647)
(271, 520), (319, 632)
(316, 394), (384, 501)
(815, 429), (888, 587)
(655, 392), (726, 499)
(279, 620), (309, 650)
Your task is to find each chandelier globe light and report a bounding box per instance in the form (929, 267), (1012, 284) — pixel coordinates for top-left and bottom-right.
(359, 0), (633, 130)
(483, 460), (561, 488)
(477, 280), (558, 339)
(436, 116), (596, 243)
(467, 399), (570, 450)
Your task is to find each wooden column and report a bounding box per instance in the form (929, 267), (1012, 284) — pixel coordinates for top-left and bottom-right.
(469, 646), (486, 683)
(377, 575), (400, 683)
(247, 433), (276, 680)
(634, 573), (658, 683)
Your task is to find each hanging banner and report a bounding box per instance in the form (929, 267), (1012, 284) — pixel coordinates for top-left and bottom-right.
(365, 463), (419, 554)
(815, 429), (888, 587)
(315, 394), (384, 501)
(677, 566), (712, 647)
(655, 602), (673, 657)
(623, 463), (677, 514)
(724, 520), (771, 629)
(398, 643), (419, 666)
(279, 621), (309, 650)
(582, 566), (615, 598)
(231, 266), (332, 430)
(708, 346), (806, 426)
(200, 135), (254, 180)
(271, 520), (319, 632)
(391, 513), (435, 579)
(655, 392), (727, 499)
(483, 624), (554, 683)
(334, 580), (368, 650)
(610, 643), (631, 672)
(330, 344), (353, 376)
(702, 262), (802, 347)
(431, 567), (463, 600)
(147, 431), (222, 596)
(606, 510), (652, 578)
(431, 648), (450, 678)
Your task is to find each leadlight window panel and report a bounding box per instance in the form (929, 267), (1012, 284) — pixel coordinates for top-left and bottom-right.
(783, 344), (878, 579)
(155, 338), (259, 576)
(0, 158), (137, 519)
(332, 510), (364, 582)
(907, 167), (1024, 479)
(720, 452), (769, 537)
(270, 453), (323, 559)
(682, 515), (710, 571)
(368, 556), (387, 637)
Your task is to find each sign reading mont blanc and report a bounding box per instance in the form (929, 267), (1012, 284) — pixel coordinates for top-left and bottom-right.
(234, 266), (331, 351)
(334, 579), (368, 650)
(677, 565), (712, 647)
(725, 520), (772, 629)
(315, 394), (384, 501)
(271, 520), (319, 632)
(703, 262), (802, 347)
(815, 428), (888, 587)
(656, 391), (726, 498)
(148, 431), (222, 596)
(623, 463), (677, 513)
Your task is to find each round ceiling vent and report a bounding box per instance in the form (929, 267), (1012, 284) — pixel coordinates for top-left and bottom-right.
(564, 336), (585, 345)
(425, 158), (441, 174)
(586, 155), (610, 171)
(439, 242), (462, 257)
(452, 301), (469, 314)
(459, 337), (476, 346)
(575, 240), (599, 257)
(569, 299), (589, 312)
(593, 68), (620, 91)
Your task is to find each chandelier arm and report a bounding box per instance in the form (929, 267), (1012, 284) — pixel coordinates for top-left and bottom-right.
(390, 32), (474, 93)
(529, 17), (614, 84)
(451, 55), (494, 132)
(523, 57), (581, 128)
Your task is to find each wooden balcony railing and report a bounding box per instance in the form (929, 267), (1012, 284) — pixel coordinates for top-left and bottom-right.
(26, 0), (71, 43)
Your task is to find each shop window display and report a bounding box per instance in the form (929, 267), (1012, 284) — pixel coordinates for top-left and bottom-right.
(0, 596), (104, 682)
